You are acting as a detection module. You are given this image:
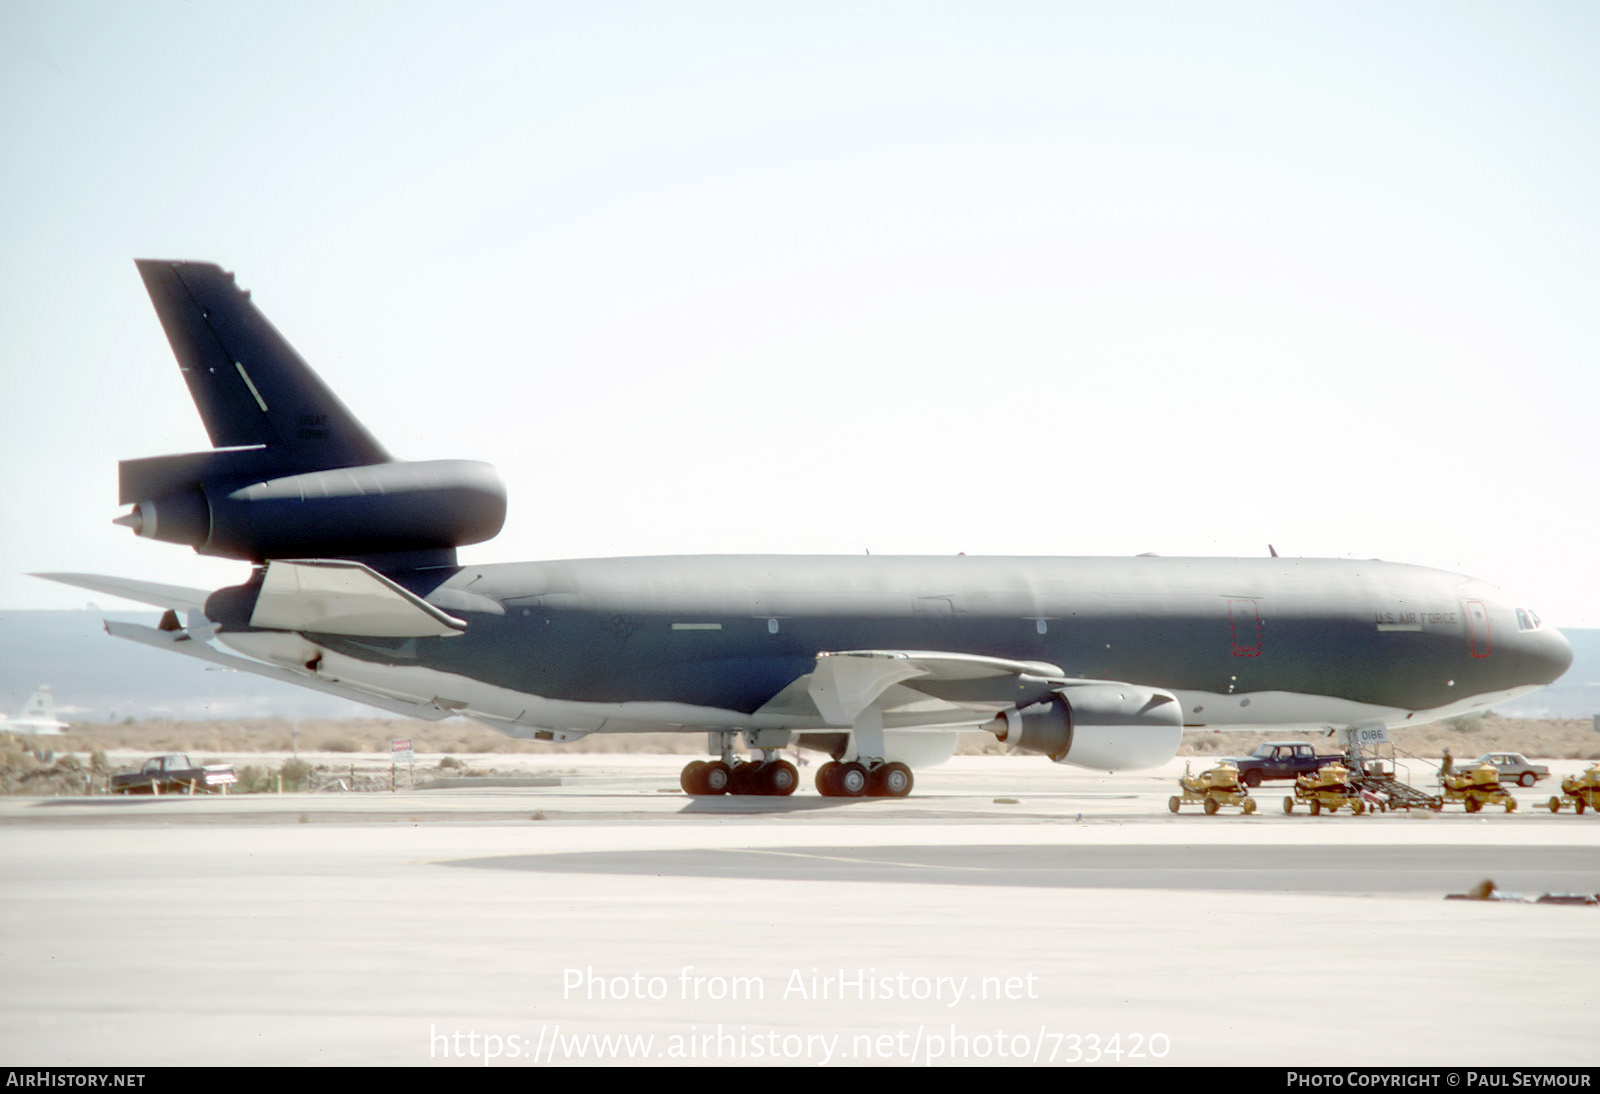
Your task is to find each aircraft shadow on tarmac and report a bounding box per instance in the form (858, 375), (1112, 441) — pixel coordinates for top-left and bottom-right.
(440, 844), (1594, 895)
(677, 795), (891, 815)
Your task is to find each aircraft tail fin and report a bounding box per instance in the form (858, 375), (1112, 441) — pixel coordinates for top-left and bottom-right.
(22, 686), (56, 724)
(134, 260), (389, 468)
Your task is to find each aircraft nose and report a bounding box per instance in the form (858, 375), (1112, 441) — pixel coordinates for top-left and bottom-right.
(1538, 626), (1574, 684)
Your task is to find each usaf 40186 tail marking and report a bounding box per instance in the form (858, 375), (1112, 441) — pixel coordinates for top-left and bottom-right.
(39, 262), (1573, 797)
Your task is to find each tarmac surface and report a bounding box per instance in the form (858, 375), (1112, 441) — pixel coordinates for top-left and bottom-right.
(1, 755), (1596, 1067)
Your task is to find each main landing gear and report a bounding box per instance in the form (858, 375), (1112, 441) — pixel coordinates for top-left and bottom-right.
(677, 731), (915, 798)
(679, 730), (801, 797)
(679, 758), (799, 797)
(815, 760), (913, 798)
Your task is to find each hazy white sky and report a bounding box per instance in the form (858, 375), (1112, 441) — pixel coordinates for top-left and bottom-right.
(3, 1), (1597, 624)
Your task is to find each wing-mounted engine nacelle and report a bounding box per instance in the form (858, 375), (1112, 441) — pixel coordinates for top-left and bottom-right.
(115, 455), (506, 562)
(987, 683), (1183, 771)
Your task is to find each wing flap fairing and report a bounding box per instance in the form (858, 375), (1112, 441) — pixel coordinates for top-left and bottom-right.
(250, 559), (466, 637)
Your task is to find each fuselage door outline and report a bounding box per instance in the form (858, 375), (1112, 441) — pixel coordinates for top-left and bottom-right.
(1229, 598), (1262, 658)
(1464, 599), (1492, 658)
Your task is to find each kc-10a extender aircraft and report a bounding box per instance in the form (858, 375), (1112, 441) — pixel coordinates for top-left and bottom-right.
(39, 261), (1573, 797)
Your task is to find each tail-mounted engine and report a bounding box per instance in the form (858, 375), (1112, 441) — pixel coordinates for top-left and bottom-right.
(116, 450), (505, 562)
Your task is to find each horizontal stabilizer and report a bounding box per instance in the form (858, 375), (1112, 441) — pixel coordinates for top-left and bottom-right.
(32, 572), (212, 612)
(251, 559), (466, 637)
(103, 620), (455, 720)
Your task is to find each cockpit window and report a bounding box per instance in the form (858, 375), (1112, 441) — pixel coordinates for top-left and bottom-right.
(1515, 609), (1543, 632)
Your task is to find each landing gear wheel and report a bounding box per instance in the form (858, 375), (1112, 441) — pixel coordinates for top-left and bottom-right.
(816, 761), (842, 796)
(869, 762), (913, 798)
(680, 760), (708, 795)
(1168, 796), (1181, 814)
(703, 761), (732, 795)
(727, 761), (758, 795)
(1203, 798), (1219, 815)
(764, 760), (799, 796)
(835, 762), (869, 797)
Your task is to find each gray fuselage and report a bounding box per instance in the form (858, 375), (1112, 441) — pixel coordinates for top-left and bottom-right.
(307, 554), (1571, 732)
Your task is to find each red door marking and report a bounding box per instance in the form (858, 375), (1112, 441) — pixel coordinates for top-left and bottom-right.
(1229, 599), (1262, 657)
(1464, 600), (1491, 658)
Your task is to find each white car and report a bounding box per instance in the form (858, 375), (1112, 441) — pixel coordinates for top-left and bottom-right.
(1459, 752), (1550, 788)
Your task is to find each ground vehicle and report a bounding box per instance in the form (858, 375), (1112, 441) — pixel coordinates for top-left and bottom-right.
(1216, 742), (1347, 787)
(1169, 762), (1256, 815)
(111, 754), (237, 795)
(1547, 763), (1600, 814)
(1459, 752), (1550, 788)
(1283, 762), (1368, 814)
(1442, 763), (1517, 813)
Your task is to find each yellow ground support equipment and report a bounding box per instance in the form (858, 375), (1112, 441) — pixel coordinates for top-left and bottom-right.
(1169, 762), (1257, 815)
(1283, 762), (1367, 815)
(1443, 763), (1517, 813)
(1547, 763), (1600, 814)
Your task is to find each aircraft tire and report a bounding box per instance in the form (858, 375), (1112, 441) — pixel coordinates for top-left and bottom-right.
(835, 762), (869, 797)
(869, 762), (913, 798)
(679, 761), (708, 795)
(765, 760), (799, 796)
(727, 762), (758, 795)
(703, 761), (732, 795)
(815, 762), (842, 796)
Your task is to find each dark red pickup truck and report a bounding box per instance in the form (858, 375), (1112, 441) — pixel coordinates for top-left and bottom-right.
(1215, 742), (1346, 787)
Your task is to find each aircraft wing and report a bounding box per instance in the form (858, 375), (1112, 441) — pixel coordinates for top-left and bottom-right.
(759, 649), (1069, 727)
(33, 572), (212, 612)
(103, 618), (458, 721)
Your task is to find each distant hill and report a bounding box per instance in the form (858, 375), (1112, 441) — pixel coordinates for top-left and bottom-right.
(1, 609), (1595, 724)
